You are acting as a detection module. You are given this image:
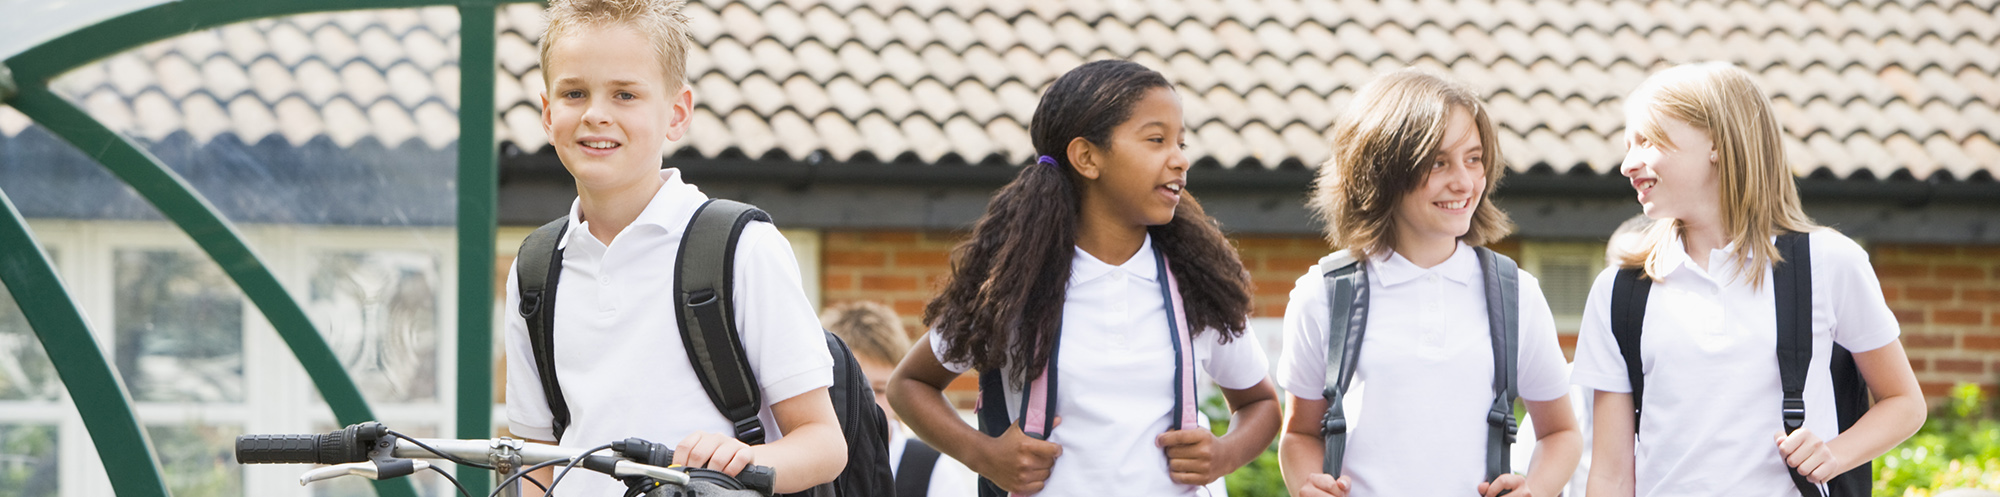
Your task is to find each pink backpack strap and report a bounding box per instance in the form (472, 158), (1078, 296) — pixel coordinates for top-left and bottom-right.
(1161, 253), (1200, 431)
(1020, 364), (1054, 440)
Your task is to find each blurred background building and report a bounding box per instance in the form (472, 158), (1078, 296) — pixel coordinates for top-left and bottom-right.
(1, 0), (1997, 495)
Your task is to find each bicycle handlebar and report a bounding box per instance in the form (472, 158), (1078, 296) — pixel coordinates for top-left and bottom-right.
(235, 423), (776, 497)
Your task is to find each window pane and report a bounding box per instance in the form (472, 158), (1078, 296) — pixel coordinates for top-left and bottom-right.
(147, 423), (242, 497)
(0, 247), (61, 402)
(308, 250), (441, 403)
(115, 249), (244, 403)
(0, 424), (59, 497)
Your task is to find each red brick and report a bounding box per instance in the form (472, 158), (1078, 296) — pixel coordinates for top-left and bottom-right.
(1894, 308), (1926, 324)
(1874, 263), (1928, 280)
(1965, 335), (2000, 350)
(892, 299), (927, 317)
(1964, 289), (2000, 303)
(1904, 333), (1954, 349)
(1881, 285), (1902, 302)
(824, 273), (855, 291)
(1262, 256), (1323, 274)
(1910, 358), (1927, 372)
(1905, 245), (1961, 257)
(862, 232), (919, 244)
(825, 232), (864, 244)
(1935, 359), (1986, 374)
(1936, 264), (1986, 281)
(825, 250), (887, 267)
(861, 275), (919, 292)
(893, 251), (952, 268)
(1922, 382), (1957, 397)
(1937, 309), (1985, 326)
(1255, 302), (1287, 318)
(1967, 246), (2000, 258)
(1907, 286), (1955, 302)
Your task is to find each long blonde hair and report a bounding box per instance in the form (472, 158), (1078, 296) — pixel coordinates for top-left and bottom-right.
(1308, 68), (1513, 259)
(1619, 62), (1817, 288)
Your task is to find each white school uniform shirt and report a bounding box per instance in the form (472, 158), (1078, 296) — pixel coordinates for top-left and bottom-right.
(930, 235), (1271, 497)
(1276, 243), (1571, 497)
(1570, 230), (1900, 497)
(504, 169), (834, 497)
(889, 425), (979, 497)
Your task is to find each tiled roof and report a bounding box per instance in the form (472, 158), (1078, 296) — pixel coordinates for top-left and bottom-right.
(3, 1), (1996, 181)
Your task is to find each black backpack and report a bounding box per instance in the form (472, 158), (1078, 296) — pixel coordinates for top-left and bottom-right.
(1610, 231), (1869, 497)
(1316, 246), (1521, 484)
(894, 438), (942, 497)
(516, 199), (895, 497)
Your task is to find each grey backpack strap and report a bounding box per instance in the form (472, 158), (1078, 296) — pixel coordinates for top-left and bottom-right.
(1475, 247), (1521, 484)
(516, 217), (571, 441)
(674, 199), (775, 444)
(1317, 250), (1367, 478)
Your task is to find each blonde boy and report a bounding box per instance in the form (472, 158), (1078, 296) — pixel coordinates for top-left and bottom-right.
(503, 1), (847, 495)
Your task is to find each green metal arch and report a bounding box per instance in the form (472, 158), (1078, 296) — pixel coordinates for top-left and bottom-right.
(2, 0), (535, 494)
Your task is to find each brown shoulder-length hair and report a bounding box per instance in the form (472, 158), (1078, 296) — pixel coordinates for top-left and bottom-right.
(923, 60), (1254, 384)
(1307, 68), (1513, 258)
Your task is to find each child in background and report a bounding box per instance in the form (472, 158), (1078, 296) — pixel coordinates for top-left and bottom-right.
(822, 301), (978, 497)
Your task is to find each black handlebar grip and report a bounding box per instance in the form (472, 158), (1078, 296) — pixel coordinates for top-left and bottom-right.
(234, 434), (326, 464)
(734, 465), (776, 495)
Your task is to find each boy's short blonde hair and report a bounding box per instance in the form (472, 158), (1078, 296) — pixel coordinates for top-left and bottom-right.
(821, 302), (912, 366)
(540, 0), (693, 90)
(1308, 68), (1513, 259)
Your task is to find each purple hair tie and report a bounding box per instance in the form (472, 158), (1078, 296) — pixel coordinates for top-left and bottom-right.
(1037, 155), (1059, 168)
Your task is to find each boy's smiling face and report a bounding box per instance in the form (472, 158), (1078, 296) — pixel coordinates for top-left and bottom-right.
(541, 24), (692, 191)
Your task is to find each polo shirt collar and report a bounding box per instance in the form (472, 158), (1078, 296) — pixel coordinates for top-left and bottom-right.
(1372, 241), (1478, 287)
(558, 168), (706, 250)
(1070, 234), (1159, 286)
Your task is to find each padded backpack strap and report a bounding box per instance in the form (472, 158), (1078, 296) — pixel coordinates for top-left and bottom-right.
(673, 199), (774, 445)
(516, 217), (571, 441)
(1316, 250), (1367, 478)
(1774, 231), (1822, 497)
(896, 438), (942, 497)
(1475, 247), (1522, 483)
(1610, 267), (1652, 435)
(1158, 250), (1200, 432)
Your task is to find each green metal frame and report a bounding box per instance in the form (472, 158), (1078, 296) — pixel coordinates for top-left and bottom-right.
(1, 0), (535, 494)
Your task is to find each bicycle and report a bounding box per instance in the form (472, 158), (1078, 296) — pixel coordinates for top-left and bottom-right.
(236, 422), (777, 497)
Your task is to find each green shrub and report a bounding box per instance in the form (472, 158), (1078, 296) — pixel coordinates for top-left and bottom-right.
(1878, 383), (2000, 496)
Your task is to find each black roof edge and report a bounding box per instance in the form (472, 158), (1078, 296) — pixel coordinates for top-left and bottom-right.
(499, 154), (2000, 205)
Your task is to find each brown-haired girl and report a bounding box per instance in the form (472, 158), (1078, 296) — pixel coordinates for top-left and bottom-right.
(887, 59), (1281, 496)
(1275, 68), (1582, 497)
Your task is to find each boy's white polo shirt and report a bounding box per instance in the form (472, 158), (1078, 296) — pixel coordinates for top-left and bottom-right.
(1570, 229), (1899, 497)
(504, 169), (833, 497)
(930, 235), (1272, 497)
(1276, 243), (1570, 497)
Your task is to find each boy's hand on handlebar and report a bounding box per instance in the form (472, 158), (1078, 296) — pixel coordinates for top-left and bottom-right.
(977, 417), (1062, 494)
(673, 431), (757, 476)
(1478, 474), (1528, 497)
(1156, 428), (1221, 485)
(1298, 474), (1350, 497)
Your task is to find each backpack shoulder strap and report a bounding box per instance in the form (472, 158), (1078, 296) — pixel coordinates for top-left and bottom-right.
(1158, 249), (1200, 432)
(1317, 249), (1367, 478)
(674, 199), (775, 445)
(1610, 266), (1652, 435)
(517, 217), (571, 441)
(1774, 231), (1822, 497)
(896, 438), (942, 497)
(1474, 247), (1521, 482)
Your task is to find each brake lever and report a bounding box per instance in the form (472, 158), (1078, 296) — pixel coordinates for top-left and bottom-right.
(299, 459), (432, 485)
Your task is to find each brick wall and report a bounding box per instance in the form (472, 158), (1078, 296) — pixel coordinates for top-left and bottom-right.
(1874, 244), (2000, 398)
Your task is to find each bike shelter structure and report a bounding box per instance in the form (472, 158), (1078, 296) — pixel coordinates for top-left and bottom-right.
(1, 1), (540, 495)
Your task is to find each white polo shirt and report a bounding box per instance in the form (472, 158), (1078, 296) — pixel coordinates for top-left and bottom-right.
(504, 169), (833, 497)
(1570, 230), (1900, 497)
(1276, 243), (1571, 497)
(931, 235), (1272, 497)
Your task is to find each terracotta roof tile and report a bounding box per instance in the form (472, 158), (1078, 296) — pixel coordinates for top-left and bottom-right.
(12, 0), (1994, 181)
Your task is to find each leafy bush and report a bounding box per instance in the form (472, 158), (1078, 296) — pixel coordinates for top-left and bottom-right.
(1878, 383), (2000, 496)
